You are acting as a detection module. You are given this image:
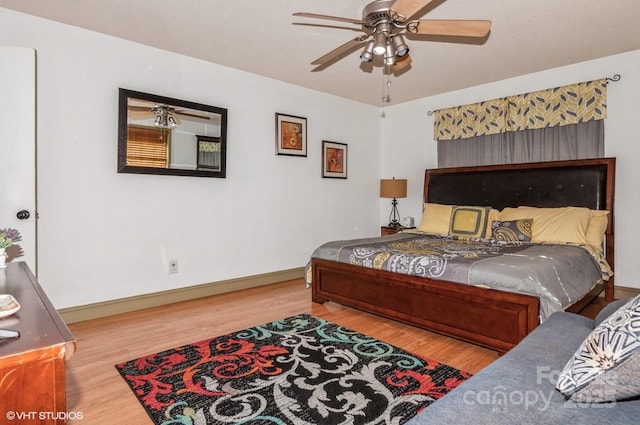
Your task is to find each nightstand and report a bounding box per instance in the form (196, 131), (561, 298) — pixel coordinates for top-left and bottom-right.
(381, 226), (415, 236)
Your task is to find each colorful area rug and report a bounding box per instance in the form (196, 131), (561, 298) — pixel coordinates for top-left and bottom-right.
(115, 313), (470, 424)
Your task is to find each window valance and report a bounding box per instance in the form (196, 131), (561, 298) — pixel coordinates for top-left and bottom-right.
(434, 78), (608, 141)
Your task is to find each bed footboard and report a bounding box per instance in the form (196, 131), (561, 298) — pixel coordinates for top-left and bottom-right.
(312, 258), (540, 354)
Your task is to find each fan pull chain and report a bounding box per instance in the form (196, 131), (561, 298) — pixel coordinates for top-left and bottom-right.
(381, 66), (392, 118)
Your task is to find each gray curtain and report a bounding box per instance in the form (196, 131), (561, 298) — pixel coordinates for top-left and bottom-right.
(437, 120), (604, 168)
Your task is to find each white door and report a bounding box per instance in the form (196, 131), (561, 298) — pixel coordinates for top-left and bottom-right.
(0, 46), (37, 272)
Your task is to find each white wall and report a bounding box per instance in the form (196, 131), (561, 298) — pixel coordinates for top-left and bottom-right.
(0, 8), (381, 308)
(382, 49), (640, 290)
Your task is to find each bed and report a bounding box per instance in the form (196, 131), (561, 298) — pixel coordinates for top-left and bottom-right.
(308, 158), (616, 354)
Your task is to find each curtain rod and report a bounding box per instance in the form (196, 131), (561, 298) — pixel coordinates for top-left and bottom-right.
(427, 74), (622, 116)
(606, 74), (621, 83)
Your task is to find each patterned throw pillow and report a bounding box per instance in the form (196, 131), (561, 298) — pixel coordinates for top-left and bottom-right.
(556, 295), (640, 403)
(491, 219), (533, 243)
(449, 206), (489, 239)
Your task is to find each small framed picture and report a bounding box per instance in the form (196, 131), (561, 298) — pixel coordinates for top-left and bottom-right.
(322, 141), (347, 179)
(275, 113), (307, 156)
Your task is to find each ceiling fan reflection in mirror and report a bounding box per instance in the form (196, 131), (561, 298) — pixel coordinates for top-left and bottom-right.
(150, 104), (180, 128)
(293, 0), (491, 73)
(128, 100), (212, 128)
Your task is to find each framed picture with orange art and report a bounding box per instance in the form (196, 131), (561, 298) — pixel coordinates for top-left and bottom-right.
(275, 113), (307, 157)
(322, 140), (347, 179)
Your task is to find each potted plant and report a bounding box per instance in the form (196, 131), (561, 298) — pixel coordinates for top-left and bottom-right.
(0, 228), (21, 268)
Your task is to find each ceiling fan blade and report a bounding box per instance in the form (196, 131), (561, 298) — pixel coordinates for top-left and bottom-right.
(390, 0), (436, 22)
(393, 54), (413, 72)
(293, 12), (363, 26)
(129, 110), (154, 119)
(175, 110), (211, 120)
(410, 19), (491, 37)
(293, 22), (364, 32)
(310, 35), (370, 66)
(129, 105), (153, 112)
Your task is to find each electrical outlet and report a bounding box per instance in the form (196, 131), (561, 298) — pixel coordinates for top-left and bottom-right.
(168, 259), (179, 274)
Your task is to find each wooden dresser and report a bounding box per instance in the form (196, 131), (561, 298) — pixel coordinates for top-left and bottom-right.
(0, 262), (76, 424)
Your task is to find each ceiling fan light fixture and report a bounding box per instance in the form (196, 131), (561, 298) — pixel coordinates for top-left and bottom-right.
(373, 32), (387, 55)
(151, 105), (178, 128)
(384, 42), (395, 65)
(392, 35), (409, 57)
(360, 40), (375, 62)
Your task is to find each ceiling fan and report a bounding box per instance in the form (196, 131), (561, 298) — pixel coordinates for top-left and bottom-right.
(129, 104), (182, 128)
(128, 101), (212, 128)
(293, 0), (491, 72)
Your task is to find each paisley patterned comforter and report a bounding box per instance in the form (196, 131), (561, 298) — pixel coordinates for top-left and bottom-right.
(306, 231), (611, 320)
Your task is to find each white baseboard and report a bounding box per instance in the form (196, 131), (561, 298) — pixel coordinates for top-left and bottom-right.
(58, 267), (305, 324)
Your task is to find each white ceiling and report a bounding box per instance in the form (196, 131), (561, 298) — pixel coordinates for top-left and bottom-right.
(2, 0), (639, 106)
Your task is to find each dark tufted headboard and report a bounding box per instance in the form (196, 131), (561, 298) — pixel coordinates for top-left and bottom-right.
(425, 158), (615, 215)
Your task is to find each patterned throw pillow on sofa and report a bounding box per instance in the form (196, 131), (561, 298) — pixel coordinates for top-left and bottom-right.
(556, 295), (640, 403)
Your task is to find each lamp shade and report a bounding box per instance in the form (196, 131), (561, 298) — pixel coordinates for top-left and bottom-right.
(380, 178), (407, 198)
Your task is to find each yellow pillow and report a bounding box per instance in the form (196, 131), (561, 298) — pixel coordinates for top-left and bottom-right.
(500, 206), (591, 244)
(449, 206), (490, 239)
(585, 210), (609, 248)
(418, 203), (452, 235)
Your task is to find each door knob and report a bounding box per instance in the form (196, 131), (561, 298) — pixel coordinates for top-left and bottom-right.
(16, 210), (30, 220)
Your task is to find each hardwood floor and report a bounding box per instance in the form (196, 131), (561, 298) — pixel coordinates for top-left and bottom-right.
(576, 296), (608, 320)
(64, 279), (605, 424)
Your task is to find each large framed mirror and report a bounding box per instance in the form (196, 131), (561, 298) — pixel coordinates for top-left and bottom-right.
(118, 88), (227, 178)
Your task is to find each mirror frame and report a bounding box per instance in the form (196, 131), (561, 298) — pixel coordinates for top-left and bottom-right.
(117, 88), (228, 178)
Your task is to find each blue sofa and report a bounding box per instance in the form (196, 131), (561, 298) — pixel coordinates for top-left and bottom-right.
(406, 298), (639, 425)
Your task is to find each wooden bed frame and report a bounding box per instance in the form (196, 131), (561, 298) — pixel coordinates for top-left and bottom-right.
(312, 158), (616, 354)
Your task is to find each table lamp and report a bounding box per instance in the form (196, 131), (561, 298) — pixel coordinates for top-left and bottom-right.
(380, 178), (407, 227)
